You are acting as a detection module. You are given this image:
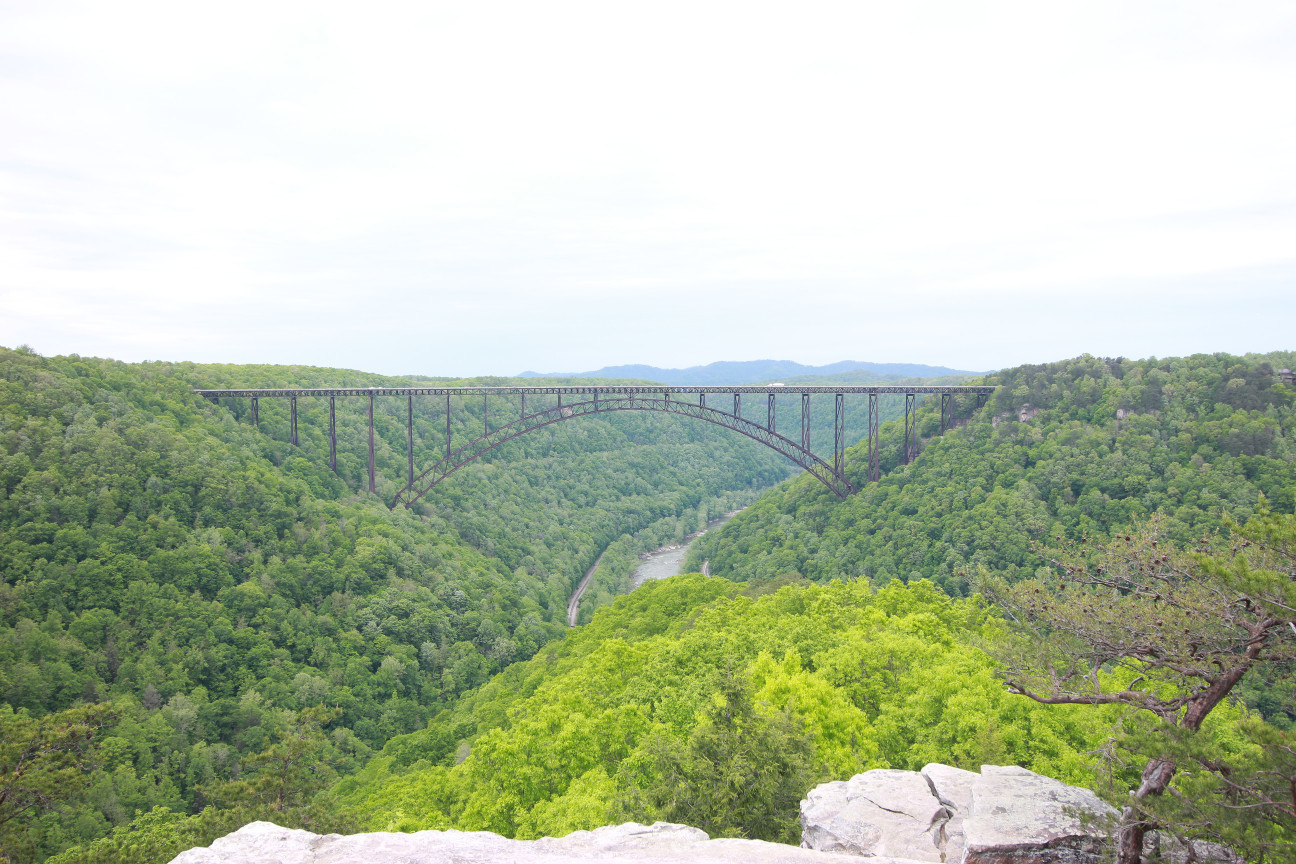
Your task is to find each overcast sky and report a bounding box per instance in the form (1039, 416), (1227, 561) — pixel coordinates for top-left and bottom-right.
(2, 1), (1293, 377)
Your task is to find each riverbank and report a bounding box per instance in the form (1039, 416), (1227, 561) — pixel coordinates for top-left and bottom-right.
(564, 508), (746, 627)
(629, 508), (744, 588)
(564, 492), (763, 627)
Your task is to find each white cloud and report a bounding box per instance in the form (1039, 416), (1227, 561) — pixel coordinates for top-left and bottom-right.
(2, 0), (1294, 375)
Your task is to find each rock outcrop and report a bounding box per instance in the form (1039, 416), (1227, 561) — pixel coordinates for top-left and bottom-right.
(169, 820), (924, 864)
(800, 769), (949, 861)
(802, 764), (1238, 864)
(920, 763), (977, 863)
(959, 765), (1114, 863)
(171, 765), (1240, 864)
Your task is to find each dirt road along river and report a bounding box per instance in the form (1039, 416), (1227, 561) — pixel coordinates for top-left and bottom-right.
(566, 550), (605, 627)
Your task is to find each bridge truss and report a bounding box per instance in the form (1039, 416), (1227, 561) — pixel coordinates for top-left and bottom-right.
(194, 384), (995, 508)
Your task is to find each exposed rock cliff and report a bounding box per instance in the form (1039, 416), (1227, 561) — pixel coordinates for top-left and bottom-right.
(800, 764), (1239, 864)
(168, 820), (922, 864)
(170, 764), (1240, 864)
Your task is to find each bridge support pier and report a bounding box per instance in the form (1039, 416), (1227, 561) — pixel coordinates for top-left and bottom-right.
(328, 397), (337, 471)
(768, 394), (776, 433)
(251, 397), (258, 429)
(867, 393), (880, 482)
(290, 396), (298, 446)
(733, 393), (741, 419)
(407, 395), (414, 486)
(903, 392), (916, 464)
(802, 393), (810, 453)
(940, 393), (952, 433)
(368, 394), (376, 494)
(445, 394), (451, 460)
(833, 393), (845, 479)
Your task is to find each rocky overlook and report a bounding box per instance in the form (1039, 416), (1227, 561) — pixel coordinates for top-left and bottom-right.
(170, 764), (1239, 864)
(169, 821), (904, 864)
(801, 763), (1118, 863)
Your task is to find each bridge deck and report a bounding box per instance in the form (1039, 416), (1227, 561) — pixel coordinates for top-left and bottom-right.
(193, 383), (997, 504)
(195, 384), (995, 398)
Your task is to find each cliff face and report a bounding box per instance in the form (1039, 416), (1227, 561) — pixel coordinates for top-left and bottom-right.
(168, 820), (913, 864)
(801, 764), (1116, 863)
(171, 764), (1240, 864)
(798, 764), (1239, 864)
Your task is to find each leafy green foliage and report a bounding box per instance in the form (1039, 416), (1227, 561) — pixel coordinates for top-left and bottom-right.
(687, 352), (1296, 596)
(982, 511), (1296, 862)
(0, 346), (792, 859)
(44, 806), (245, 864)
(44, 799), (357, 864)
(625, 666), (816, 844)
(10, 346), (1292, 860)
(333, 575), (1114, 843)
(0, 703), (117, 863)
(202, 706), (342, 814)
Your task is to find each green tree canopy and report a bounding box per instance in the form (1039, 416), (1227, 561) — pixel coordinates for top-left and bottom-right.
(979, 511), (1296, 862)
(0, 703), (117, 863)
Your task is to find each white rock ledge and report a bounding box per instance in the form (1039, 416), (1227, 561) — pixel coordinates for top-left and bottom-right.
(171, 765), (1240, 864)
(168, 820), (932, 864)
(801, 764), (1240, 864)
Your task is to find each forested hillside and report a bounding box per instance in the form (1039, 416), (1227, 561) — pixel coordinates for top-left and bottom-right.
(323, 576), (1116, 845)
(0, 346), (790, 861)
(687, 352), (1296, 595)
(64, 518), (1295, 863)
(7, 348), (1294, 863)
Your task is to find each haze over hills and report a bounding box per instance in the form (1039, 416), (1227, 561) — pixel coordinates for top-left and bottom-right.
(517, 360), (977, 385)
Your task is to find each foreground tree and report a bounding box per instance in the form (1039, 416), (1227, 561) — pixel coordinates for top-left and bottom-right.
(204, 705), (342, 814)
(624, 667), (817, 844)
(1116, 704), (1295, 859)
(0, 702), (118, 863)
(978, 511), (1296, 863)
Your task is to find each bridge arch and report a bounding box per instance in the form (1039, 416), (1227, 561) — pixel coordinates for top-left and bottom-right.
(392, 393), (849, 509)
(194, 384), (997, 507)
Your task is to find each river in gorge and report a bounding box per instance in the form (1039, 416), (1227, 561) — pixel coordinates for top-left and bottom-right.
(629, 509), (743, 588)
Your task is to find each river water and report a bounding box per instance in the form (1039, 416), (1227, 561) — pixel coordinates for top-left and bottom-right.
(630, 509), (742, 588)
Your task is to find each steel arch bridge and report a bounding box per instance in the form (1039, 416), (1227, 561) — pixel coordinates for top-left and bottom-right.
(195, 384), (995, 508)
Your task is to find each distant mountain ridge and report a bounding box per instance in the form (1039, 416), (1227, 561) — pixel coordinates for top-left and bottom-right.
(518, 360), (976, 385)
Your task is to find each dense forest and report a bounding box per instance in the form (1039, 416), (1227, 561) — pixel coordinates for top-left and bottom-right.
(688, 352), (1296, 595)
(327, 574), (1118, 843)
(3, 348), (1293, 862)
(0, 346), (798, 861)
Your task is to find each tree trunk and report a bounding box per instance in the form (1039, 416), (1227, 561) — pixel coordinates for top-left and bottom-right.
(1117, 755), (1177, 864)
